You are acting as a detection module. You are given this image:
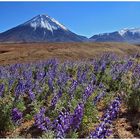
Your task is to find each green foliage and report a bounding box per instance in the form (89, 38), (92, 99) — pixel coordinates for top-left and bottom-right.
(74, 86), (84, 101)
(54, 92), (70, 112)
(124, 70), (140, 112)
(24, 114), (32, 121)
(0, 94), (14, 132)
(67, 131), (79, 139)
(67, 68), (76, 77)
(82, 98), (98, 132)
(69, 97), (79, 112)
(16, 99), (26, 112)
(126, 89), (140, 112)
(40, 130), (55, 139)
(30, 99), (44, 115)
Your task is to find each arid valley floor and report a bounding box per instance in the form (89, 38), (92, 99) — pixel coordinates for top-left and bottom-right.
(0, 42), (140, 65)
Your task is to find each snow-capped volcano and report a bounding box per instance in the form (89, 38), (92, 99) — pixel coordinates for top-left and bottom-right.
(0, 14), (88, 43)
(90, 27), (140, 44)
(22, 14), (68, 32)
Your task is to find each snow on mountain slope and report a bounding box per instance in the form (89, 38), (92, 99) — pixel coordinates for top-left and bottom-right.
(118, 28), (140, 36)
(22, 15), (68, 32)
(118, 28), (128, 36)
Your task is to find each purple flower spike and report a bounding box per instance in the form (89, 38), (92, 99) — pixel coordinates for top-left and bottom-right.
(11, 108), (23, 124)
(89, 96), (121, 138)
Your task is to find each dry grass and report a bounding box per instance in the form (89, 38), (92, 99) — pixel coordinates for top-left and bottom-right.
(0, 42), (140, 65)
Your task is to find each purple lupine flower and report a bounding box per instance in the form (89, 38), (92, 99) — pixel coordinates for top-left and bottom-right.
(48, 78), (54, 92)
(36, 70), (45, 81)
(0, 84), (5, 97)
(51, 96), (59, 107)
(89, 96), (121, 138)
(8, 79), (15, 90)
(11, 108), (23, 124)
(70, 80), (78, 92)
(81, 72), (87, 82)
(83, 84), (94, 102)
(53, 109), (72, 138)
(24, 79), (33, 91)
(110, 59), (133, 81)
(34, 107), (51, 132)
(15, 80), (25, 96)
(77, 68), (87, 84)
(101, 61), (106, 72)
(98, 82), (105, 89)
(51, 90), (62, 107)
(69, 80), (78, 98)
(132, 64), (140, 88)
(89, 122), (112, 139)
(57, 90), (62, 98)
(94, 61), (99, 73)
(93, 91), (106, 105)
(29, 90), (35, 101)
(71, 103), (84, 130)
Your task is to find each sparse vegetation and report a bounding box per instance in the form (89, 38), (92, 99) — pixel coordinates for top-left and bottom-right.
(0, 42), (140, 65)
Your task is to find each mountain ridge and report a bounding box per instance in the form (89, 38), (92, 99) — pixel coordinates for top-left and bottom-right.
(90, 28), (140, 44)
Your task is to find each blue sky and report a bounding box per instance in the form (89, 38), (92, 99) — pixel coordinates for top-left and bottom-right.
(0, 2), (140, 37)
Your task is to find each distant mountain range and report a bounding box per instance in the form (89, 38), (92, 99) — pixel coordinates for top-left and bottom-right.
(0, 14), (140, 44)
(90, 28), (140, 44)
